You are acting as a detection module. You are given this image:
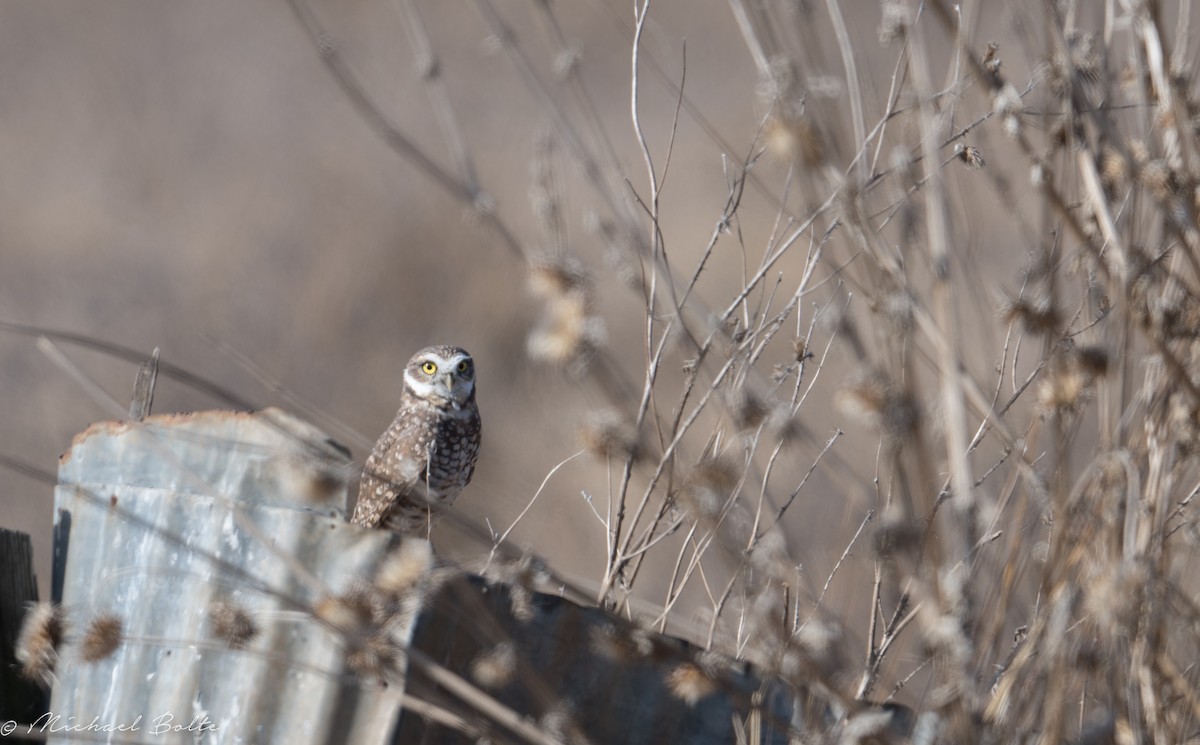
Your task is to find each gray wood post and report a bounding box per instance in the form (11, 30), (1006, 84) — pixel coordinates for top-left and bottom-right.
(51, 409), (408, 744)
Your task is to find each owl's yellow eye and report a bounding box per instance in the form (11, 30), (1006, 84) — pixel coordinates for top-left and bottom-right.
(456, 361), (470, 374)
(421, 361), (438, 375)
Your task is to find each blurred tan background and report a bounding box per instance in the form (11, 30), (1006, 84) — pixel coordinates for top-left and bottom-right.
(0, 0), (768, 596)
(0, 0), (1114, 646)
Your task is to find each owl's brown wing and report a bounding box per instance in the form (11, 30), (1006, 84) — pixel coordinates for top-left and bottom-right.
(353, 463), (395, 528)
(352, 416), (430, 528)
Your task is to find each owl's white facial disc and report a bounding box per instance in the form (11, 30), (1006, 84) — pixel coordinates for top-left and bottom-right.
(404, 348), (475, 409)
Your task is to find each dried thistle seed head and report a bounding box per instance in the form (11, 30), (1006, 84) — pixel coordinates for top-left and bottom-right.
(1154, 106), (1178, 134)
(693, 453), (741, 496)
(1099, 146), (1128, 191)
(308, 464), (349, 504)
(208, 599), (259, 650)
(793, 617), (841, 667)
(833, 177), (863, 227)
(80, 613), (123, 663)
(758, 56), (801, 112)
(774, 644), (806, 682)
(528, 256), (589, 298)
(764, 116), (801, 163)
(471, 642), (517, 690)
(538, 703), (576, 742)
(483, 551), (551, 601)
(1094, 454), (1130, 516)
(1084, 561), (1147, 634)
(679, 454), (741, 521)
(312, 592), (357, 628)
(993, 84), (1023, 138)
(836, 370), (887, 423)
(483, 553), (549, 624)
(1072, 345), (1110, 378)
(577, 409), (640, 461)
(878, 2), (912, 45)
(1119, 63), (1139, 91)
(374, 540), (433, 599)
(1168, 394), (1200, 454)
(880, 288), (916, 331)
(508, 584), (535, 623)
(1066, 30), (1099, 73)
(589, 622), (652, 662)
(889, 145), (918, 186)
(16, 602), (65, 684)
(1051, 118), (1077, 152)
(1126, 248), (1168, 328)
(726, 386), (769, 431)
(1029, 160), (1049, 188)
(526, 291), (606, 367)
(764, 115), (825, 167)
(1128, 139), (1149, 164)
(922, 611), (971, 665)
(314, 588), (382, 635)
(722, 316), (748, 349)
(766, 405), (802, 444)
(982, 41), (1002, 75)
(742, 588), (788, 652)
(345, 632), (402, 678)
(777, 621), (846, 683)
(835, 369), (919, 436)
(816, 297), (859, 343)
(1001, 297), (1061, 334)
(588, 623), (627, 661)
(1139, 159), (1179, 200)
(955, 143), (986, 169)
(514, 551), (552, 588)
(271, 451), (349, 506)
(1037, 368), (1090, 416)
(843, 708), (903, 741)
(791, 336), (812, 362)
(873, 515), (922, 560)
(1126, 243), (1165, 282)
(665, 662), (718, 705)
(770, 363), (793, 385)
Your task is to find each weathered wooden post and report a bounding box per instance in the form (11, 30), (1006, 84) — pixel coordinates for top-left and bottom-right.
(51, 409), (409, 743)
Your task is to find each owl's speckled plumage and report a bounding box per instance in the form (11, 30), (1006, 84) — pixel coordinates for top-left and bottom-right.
(353, 345), (481, 535)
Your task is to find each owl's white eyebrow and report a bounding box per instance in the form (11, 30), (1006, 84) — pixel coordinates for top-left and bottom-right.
(403, 370), (436, 394)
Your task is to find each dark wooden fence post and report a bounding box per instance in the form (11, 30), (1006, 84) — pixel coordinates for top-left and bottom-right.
(0, 528), (44, 728)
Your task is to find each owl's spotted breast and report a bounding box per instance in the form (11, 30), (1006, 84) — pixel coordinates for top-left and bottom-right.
(425, 413), (481, 493)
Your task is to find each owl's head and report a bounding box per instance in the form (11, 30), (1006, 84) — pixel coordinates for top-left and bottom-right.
(403, 345), (476, 409)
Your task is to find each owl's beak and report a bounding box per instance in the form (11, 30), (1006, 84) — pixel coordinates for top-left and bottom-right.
(438, 371), (458, 398)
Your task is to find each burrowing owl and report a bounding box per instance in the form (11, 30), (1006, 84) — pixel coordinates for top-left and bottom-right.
(353, 345), (482, 535)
